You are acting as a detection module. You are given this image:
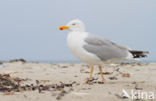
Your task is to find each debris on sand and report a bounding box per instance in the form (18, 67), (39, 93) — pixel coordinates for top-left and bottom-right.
(0, 74), (30, 92)
(97, 72), (112, 75)
(0, 74), (72, 92)
(0, 73), (76, 99)
(0, 74), (18, 92)
(122, 73), (130, 78)
(56, 90), (67, 100)
(109, 76), (118, 80)
(56, 87), (74, 100)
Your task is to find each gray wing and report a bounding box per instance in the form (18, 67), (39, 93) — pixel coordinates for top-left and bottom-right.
(83, 34), (130, 61)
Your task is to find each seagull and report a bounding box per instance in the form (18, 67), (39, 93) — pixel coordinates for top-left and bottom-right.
(59, 19), (149, 83)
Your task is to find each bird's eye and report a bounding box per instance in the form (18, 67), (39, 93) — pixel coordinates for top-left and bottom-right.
(72, 23), (76, 26)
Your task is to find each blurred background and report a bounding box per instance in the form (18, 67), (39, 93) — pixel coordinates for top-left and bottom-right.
(0, 0), (155, 62)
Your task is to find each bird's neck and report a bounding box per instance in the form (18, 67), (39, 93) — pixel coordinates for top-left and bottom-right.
(69, 30), (86, 34)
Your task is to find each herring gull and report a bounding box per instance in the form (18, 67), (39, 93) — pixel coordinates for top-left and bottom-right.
(59, 19), (149, 83)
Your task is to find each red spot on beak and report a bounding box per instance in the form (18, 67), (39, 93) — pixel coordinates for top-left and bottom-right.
(60, 28), (63, 30)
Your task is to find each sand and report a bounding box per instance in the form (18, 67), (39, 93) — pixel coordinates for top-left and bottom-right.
(0, 61), (156, 101)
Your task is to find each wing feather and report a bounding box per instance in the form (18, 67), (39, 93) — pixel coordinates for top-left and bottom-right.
(83, 34), (130, 61)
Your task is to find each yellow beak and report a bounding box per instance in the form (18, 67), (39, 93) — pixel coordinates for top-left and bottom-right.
(59, 26), (69, 30)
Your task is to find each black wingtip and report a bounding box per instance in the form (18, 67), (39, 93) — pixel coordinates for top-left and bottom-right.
(129, 50), (149, 58)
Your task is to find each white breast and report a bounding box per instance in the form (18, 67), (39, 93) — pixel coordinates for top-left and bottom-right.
(67, 32), (101, 65)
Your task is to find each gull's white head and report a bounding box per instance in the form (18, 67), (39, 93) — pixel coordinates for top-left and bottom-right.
(59, 19), (85, 32)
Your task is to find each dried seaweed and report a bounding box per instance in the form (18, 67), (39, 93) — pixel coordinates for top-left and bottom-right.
(0, 74), (18, 92)
(122, 73), (130, 78)
(0, 74), (73, 93)
(109, 76), (118, 80)
(97, 72), (112, 75)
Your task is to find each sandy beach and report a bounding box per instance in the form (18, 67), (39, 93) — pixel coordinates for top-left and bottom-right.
(0, 60), (156, 101)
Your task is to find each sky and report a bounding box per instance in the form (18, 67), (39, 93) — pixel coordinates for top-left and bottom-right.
(0, 0), (155, 62)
